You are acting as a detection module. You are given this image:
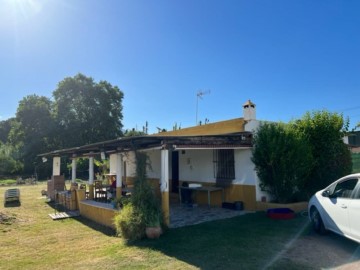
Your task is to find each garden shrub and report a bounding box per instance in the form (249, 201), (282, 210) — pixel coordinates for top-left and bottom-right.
(292, 111), (352, 196)
(114, 151), (161, 241)
(252, 122), (313, 203)
(114, 203), (145, 241)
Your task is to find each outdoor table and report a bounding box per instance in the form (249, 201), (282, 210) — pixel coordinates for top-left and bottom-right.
(179, 186), (224, 207)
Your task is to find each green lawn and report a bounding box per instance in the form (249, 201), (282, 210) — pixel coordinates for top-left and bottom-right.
(0, 182), (309, 270)
(0, 179), (17, 185)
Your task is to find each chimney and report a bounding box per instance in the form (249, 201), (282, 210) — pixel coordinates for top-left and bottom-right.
(243, 100), (256, 121)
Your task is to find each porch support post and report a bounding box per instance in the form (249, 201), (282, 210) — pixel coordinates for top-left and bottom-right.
(52, 156), (61, 176)
(116, 153), (123, 199)
(88, 155), (94, 200)
(71, 155), (77, 183)
(161, 149), (170, 227)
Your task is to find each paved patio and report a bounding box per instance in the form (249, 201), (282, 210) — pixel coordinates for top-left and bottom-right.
(169, 203), (249, 228)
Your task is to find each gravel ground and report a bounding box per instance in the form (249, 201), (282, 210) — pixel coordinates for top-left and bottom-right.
(277, 229), (360, 269)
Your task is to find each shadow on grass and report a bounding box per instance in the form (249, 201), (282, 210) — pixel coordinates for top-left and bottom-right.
(4, 201), (21, 208)
(45, 200), (116, 236)
(72, 216), (116, 236)
(129, 212), (309, 270)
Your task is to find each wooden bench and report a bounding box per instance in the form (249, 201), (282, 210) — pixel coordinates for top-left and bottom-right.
(4, 188), (20, 206)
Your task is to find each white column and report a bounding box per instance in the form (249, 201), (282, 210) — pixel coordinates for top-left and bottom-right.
(116, 153), (123, 188)
(71, 157), (77, 183)
(89, 156), (94, 184)
(88, 155), (95, 200)
(161, 149), (170, 226)
(161, 150), (169, 193)
(109, 153), (117, 174)
(116, 153), (123, 199)
(53, 156), (61, 176)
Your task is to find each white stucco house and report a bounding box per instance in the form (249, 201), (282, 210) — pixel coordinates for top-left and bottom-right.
(42, 100), (280, 227)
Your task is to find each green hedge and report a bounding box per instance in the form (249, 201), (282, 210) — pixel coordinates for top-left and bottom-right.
(352, 153), (360, 173)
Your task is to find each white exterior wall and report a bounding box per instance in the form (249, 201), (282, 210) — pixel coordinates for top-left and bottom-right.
(122, 150), (162, 179)
(179, 149), (215, 182)
(233, 149), (256, 185)
(177, 148), (269, 201)
(126, 147), (268, 202)
(234, 148), (271, 201)
(177, 149), (257, 186)
(145, 149), (161, 179)
(234, 149), (271, 201)
(124, 151), (136, 177)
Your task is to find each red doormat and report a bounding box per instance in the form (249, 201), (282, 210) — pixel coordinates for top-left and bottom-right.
(267, 208), (295, 220)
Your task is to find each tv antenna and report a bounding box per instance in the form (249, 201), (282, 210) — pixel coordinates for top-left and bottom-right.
(196, 89), (211, 125)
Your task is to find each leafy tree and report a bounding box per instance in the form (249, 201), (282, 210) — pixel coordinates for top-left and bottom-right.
(93, 158), (109, 176)
(1, 74), (124, 178)
(0, 143), (23, 175)
(0, 118), (15, 143)
(124, 128), (146, 137)
(8, 95), (55, 177)
(53, 73), (124, 148)
(252, 122), (313, 203)
(292, 110), (352, 196)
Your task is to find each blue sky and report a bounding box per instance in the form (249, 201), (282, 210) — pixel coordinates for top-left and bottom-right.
(1, 0), (359, 134)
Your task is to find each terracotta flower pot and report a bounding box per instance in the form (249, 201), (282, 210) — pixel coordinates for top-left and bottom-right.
(145, 226), (162, 239)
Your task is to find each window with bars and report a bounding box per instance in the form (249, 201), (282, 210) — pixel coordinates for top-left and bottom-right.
(213, 149), (235, 180)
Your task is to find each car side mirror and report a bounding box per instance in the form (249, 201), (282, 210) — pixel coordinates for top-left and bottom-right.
(322, 190), (330, 197)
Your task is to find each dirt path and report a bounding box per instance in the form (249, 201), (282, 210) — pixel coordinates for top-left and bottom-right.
(278, 229), (360, 269)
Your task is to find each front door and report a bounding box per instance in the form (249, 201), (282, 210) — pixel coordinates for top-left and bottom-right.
(171, 151), (179, 193)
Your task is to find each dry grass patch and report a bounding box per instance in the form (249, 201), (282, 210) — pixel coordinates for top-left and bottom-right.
(0, 212), (17, 225)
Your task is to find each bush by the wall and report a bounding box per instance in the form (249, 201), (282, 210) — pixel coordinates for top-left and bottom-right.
(114, 203), (145, 241)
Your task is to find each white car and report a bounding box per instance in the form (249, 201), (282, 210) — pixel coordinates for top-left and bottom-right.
(308, 173), (360, 243)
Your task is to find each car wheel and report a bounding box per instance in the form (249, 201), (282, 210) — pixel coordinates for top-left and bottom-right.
(311, 208), (326, 234)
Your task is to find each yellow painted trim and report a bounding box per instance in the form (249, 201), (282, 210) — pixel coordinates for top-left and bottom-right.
(88, 184), (94, 200)
(75, 189), (85, 209)
(226, 184), (257, 211)
(116, 187), (122, 199)
(179, 181), (257, 210)
(79, 201), (118, 229)
(256, 201), (308, 213)
(161, 191), (170, 227)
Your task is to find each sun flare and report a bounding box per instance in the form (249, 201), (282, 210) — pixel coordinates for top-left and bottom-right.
(5, 0), (43, 18)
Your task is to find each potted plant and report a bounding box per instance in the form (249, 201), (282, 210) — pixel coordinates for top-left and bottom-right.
(142, 188), (162, 239)
(114, 152), (162, 241)
(132, 152), (162, 239)
(145, 221), (162, 239)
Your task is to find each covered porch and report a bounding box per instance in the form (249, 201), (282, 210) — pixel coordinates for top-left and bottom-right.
(40, 134), (253, 229)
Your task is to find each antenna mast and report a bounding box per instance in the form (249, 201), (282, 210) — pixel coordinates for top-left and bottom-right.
(196, 89), (211, 125)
